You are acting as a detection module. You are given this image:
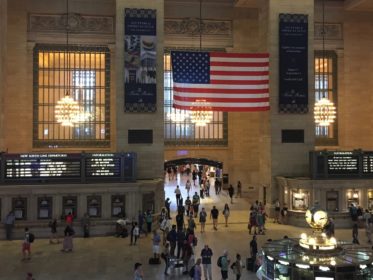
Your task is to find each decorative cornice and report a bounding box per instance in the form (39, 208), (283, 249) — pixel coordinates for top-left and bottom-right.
(165, 18), (232, 36)
(28, 13), (115, 34)
(314, 23), (343, 40)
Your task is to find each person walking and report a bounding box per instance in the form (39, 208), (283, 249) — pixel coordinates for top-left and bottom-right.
(5, 211), (15, 241)
(219, 250), (230, 280)
(193, 258), (202, 280)
(162, 242), (170, 275)
(185, 196), (192, 217)
(201, 244), (213, 280)
(133, 222), (140, 245)
(152, 230), (161, 260)
(134, 262), (144, 280)
(210, 205), (219, 230)
(167, 225), (177, 257)
(232, 253), (243, 280)
(228, 184), (234, 204)
(236, 181), (242, 198)
(176, 229), (185, 259)
(61, 224), (74, 252)
(192, 192), (200, 218)
(250, 235), (258, 271)
(186, 180), (192, 196)
(223, 204), (230, 227)
(199, 208), (207, 233)
(165, 198), (171, 219)
(274, 200), (281, 223)
(81, 213), (90, 238)
(138, 211), (146, 237)
(145, 210), (153, 234)
(175, 185), (182, 207)
(176, 210), (185, 232)
(48, 218), (59, 244)
(130, 221), (136, 245)
(22, 227), (32, 261)
(182, 240), (193, 274)
(65, 212), (74, 225)
(353, 223), (360, 244)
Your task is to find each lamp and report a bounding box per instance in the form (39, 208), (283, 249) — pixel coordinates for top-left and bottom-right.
(314, 0), (336, 126)
(188, 0), (212, 126)
(55, 0), (90, 126)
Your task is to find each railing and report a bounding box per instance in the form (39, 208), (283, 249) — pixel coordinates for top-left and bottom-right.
(0, 152), (137, 184)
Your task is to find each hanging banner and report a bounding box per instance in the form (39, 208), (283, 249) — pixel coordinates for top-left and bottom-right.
(124, 8), (157, 112)
(279, 14), (308, 113)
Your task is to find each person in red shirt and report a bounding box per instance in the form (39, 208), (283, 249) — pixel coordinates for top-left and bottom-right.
(65, 212), (73, 225)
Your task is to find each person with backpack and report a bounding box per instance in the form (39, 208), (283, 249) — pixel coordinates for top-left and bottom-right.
(201, 244), (213, 280)
(231, 253), (243, 280)
(191, 258), (202, 280)
(199, 208), (207, 233)
(22, 227), (33, 261)
(217, 250), (230, 280)
(192, 192), (200, 218)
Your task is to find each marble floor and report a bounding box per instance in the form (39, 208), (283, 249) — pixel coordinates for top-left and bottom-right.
(0, 175), (368, 279)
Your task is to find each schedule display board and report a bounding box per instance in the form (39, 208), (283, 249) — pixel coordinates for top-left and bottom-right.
(5, 153), (81, 180)
(310, 150), (373, 179)
(85, 153), (121, 178)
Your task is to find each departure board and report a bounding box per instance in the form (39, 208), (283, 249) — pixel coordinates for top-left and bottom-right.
(327, 152), (359, 175)
(85, 154), (121, 177)
(363, 152), (373, 174)
(5, 154), (81, 179)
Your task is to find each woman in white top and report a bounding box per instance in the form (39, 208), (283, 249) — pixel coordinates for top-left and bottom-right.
(185, 180), (192, 196)
(223, 203), (230, 227)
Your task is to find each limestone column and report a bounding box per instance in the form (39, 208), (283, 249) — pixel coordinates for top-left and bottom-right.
(0, 0), (6, 151)
(258, 0), (315, 208)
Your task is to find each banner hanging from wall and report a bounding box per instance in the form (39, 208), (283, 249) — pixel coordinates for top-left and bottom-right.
(124, 8), (157, 112)
(279, 14), (308, 113)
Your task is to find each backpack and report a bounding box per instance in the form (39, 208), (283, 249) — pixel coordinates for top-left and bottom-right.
(189, 265), (195, 277)
(217, 256), (223, 267)
(28, 233), (35, 243)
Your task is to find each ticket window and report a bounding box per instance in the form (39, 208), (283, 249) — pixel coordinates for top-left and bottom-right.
(111, 195), (125, 218)
(346, 190), (359, 208)
(368, 191), (373, 210)
(87, 196), (101, 218)
(292, 190), (309, 210)
(38, 197), (52, 219)
(326, 191), (339, 212)
(62, 196), (77, 218)
(12, 197), (27, 220)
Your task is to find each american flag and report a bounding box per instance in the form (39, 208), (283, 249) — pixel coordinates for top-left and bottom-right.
(171, 51), (270, 112)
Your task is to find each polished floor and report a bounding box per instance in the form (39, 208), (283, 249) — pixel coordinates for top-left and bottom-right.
(0, 175), (369, 279)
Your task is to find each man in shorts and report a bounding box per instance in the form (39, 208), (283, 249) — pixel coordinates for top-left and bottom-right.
(152, 230), (161, 260)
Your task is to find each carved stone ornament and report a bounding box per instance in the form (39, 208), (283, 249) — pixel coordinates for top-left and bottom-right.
(165, 18), (232, 37)
(314, 23), (343, 40)
(29, 13), (115, 34)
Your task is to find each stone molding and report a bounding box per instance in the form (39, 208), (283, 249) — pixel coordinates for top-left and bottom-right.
(314, 22), (343, 40)
(28, 13), (115, 34)
(165, 17), (232, 36)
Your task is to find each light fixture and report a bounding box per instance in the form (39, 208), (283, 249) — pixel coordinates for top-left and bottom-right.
(353, 191), (359, 199)
(190, 99), (213, 126)
(187, 0), (212, 127)
(167, 110), (189, 123)
(314, 0), (336, 127)
(55, 0), (89, 127)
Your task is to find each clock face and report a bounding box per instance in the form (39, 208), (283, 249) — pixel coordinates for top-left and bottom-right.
(313, 210), (328, 228)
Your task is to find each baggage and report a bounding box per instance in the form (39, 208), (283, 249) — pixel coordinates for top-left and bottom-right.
(148, 257), (161, 265)
(246, 257), (254, 271)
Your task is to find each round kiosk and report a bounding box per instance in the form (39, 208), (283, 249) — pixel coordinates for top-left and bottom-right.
(258, 206), (373, 280)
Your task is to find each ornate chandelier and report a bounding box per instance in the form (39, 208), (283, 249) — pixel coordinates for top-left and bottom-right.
(314, 0), (336, 127)
(55, 92), (80, 127)
(190, 99), (213, 126)
(314, 98), (336, 126)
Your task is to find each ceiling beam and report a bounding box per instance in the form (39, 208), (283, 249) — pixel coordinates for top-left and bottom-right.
(344, 0), (367, 11)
